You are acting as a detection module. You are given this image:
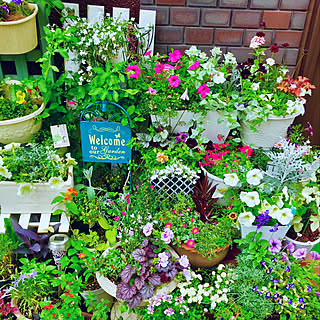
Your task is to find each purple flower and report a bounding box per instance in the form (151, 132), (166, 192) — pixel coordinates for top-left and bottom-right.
(285, 242), (295, 255)
(12, 0), (24, 4)
(307, 122), (313, 136)
(300, 304), (305, 310)
(252, 285), (258, 292)
(285, 266), (290, 272)
(285, 284), (290, 290)
(19, 274), (27, 283)
(309, 251), (320, 260)
(315, 292), (320, 300)
(272, 257), (277, 263)
(179, 255), (189, 268)
(256, 210), (270, 229)
(268, 238), (282, 253)
(278, 299), (283, 305)
(261, 260), (267, 267)
(182, 269), (191, 281)
(158, 252), (169, 268)
(272, 278), (279, 284)
(143, 222), (153, 237)
(266, 268), (273, 275)
(273, 293), (279, 299)
(174, 132), (188, 145)
(292, 248), (307, 260)
(306, 286), (313, 292)
(12, 277), (19, 287)
(147, 87), (157, 95)
(288, 299), (293, 304)
(28, 270), (38, 279)
(266, 291), (272, 298)
(281, 252), (290, 263)
(0, 4), (9, 13)
(290, 283), (295, 289)
(269, 223), (279, 233)
(298, 297), (304, 304)
(161, 228), (174, 244)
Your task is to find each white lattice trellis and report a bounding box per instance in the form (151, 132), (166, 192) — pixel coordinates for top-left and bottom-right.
(0, 167), (73, 234)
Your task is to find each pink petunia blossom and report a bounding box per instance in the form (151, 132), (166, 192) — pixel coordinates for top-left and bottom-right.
(285, 242), (295, 255)
(114, 216), (119, 221)
(197, 83), (210, 99)
(154, 63), (165, 77)
(168, 50), (181, 63)
(182, 223), (187, 228)
(126, 65), (141, 79)
(188, 60), (200, 70)
(144, 50), (152, 56)
(292, 248), (307, 260)
(268, 238), (282, 253)
(150, 184), (155, 189)
(309, 251), (320, 260)
(147, 87), (157, 95)
(143, 222), (153, 236)
(167, 75), (181, 87)
(68, 100), (76, 106)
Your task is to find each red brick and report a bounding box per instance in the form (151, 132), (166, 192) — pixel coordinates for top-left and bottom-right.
(243, 29), (273, 47)
(156, 0), (185, 5)
(141, 0), (154, 4)
(185, 27), (214, 44)
(146, 7), (169, 25)
(232, 10), (262, 28)
(263, 11), (291, 29)
(280, 0), (310, 10)
(154, 45), (168, 55)
(201, 9), (231, 27)
(170, 45), (191, 55)
(250, 0), (279, 9)
(284, 48), (299, 66)
(265, 48), (284, 64)
(215, 29), (243, 46)
(291, 11), (307, 30)
(156, 26), (184, 44)
(220, 0), (248, 8)
(187, 0), (217, 6)
(228, 47), (252, 62)
(274, 31), (303, 48)
(170, 7), (200, 26)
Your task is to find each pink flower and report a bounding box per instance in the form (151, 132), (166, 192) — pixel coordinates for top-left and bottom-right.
(182, 223), (187, 228)
(179, 212), (183, 217)
(285, 242), (295, 255)
(68, 100), (76, 106)
(126, 64), (141, 79)
(190, 217), (194, 222)
(250, 36), (265, 49)
(186, 239), (195, 248)
(191, 227), (199, 235)
(173, 209), (176, 214)
(121, 211), (126, 215)
(164, 64), (174, 70)
(143, 222), (153, 236)
(167, 75), (181, 87)
(292, 248), (307, 260)
(150, 184), (154, 189)
(147, 87), (157, 95)
(114, 216), (119, 221)
(144, 50), (152, 56)
(168, 50), (181, 63)
(154, 63), (165, 77)
(189, 60), (200, 70)
(240, 146), (253, 158)
(165, 222), (172, 228)
(197, 83), (210, 99)
(309, 251), (320, 260)
(161, 228), (174, 244)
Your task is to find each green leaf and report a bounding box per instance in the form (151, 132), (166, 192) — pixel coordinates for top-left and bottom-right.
(98, 217), (110, 230)
(51, 196), (64, 204)
(127, 105), (135, 115)
(87, 186), (95, 201)
(52, 208), (64, 216)
(66, 202), (79, 215)
(105, 228), (117, 246)
(51, 66), (59, 72)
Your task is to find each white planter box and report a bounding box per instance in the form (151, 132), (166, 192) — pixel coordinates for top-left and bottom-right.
(0, 167), (73, 233)
(201, 111), (230, 143)
(284, 234), (320, 253)
(240, 224), (290, 242)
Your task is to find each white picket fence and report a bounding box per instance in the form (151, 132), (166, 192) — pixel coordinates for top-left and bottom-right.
(62, 2), (156, 74)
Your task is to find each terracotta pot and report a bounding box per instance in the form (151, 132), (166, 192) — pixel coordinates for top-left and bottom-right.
(172, 242), (230, 268)
(82, 312), (93, 320)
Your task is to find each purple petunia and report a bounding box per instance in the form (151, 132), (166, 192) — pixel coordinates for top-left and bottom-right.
(268, 238), (282, 253)
(174, 132), (188, 145)
(309, 251), (320, 260)
(285, 266), (290, 272)
(315, 292), (320, 300)
(307, 122), (313, 136)
(292, 248), (307, 260)
(285, 242), (295, 255)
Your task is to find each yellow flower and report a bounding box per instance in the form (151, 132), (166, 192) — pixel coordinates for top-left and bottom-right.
(16, 91), (26, 104)
(156, 152), (168, 164)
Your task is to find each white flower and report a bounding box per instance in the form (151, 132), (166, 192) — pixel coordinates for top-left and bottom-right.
(310, 214), (320, 232)
(0, 156), (3, 166)
(212, 71), (226, 84)
(269, 205), (281, 219)
(246, 169), (263, 186)
(220, 272), (226, 278)
(180, 88), (189, 101)
(179, 255), (190, 268)
(217, 264), (224, 271)
(251, 83), (260, 91)
(240, 191), (260, 207)
(143, 222), (153, 236)
(224, 52), (237, 65)
(277, 76), (283, 83)
(266, 58), (275, 66)
(238, 211), (255, 226)
(48, 176), (65, 189)
(223, 173), (239, 187)
(0, 166), (12, 179)
(4, 143), (20, 150)
(17, 183), (35, 196)
(261, 200), (271, 211)
(185, 46), (201, 57)
(210, 47), (222, 57)
(291, 216), (303, 233)
(276, 208), (293, 225)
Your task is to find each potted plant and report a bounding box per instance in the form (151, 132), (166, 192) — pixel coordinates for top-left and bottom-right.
(154, 183), (238, 268)
(235, 32), (315, 149)
(0, 0), (38, 54)
(0, 79), (45, 144)
(0, 143), (76, 233)
(126, 47), (239, 141)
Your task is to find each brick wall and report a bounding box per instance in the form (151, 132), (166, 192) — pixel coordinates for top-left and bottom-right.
(140, 0), (310, 66)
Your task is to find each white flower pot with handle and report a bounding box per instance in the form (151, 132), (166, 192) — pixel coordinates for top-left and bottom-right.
(240, 224), (290, 242)
(240, 113), (299, 149)
(284, 234), (320, 253)
(201, 111), (230, 143)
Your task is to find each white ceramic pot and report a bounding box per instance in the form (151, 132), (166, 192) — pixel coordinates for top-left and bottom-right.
(0, 4), (38, 54)
(80, 286), (113, 309)
(151, 110), (194, 134)
(0, 167), (73, 234)
(201, 111), (230, 143)
(240, 113), (298, 149)
(284, 234), (320, 253)
(96, 245), (179, 308)
(240, 224), (290, 242)
(0, 80), (45, 144)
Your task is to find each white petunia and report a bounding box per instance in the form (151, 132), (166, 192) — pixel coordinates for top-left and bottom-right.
(251, 83), (260, 91)
(212, 71), (226, 84)
(223, 173), (239, 187)
(48, 176), (65, 189)
(266, 58), (275, 66)
(246, 169), (263, 186)
(210, 47), (222, 57)
(180, 88), (189, 101)
(269, 205), (281, 219)
(240, 191), (260, 207)
(0, 166), (12, 179)
(238, 211), (255, 227)
(185, 46), (201, 57)
(4, 143), (20, 150)
(17, 183), (35, 196)
(0, 156), (3, 166)
(276, 208), (293, 225)
(291, 216), (303, 233)
(261, 200), (271, 211)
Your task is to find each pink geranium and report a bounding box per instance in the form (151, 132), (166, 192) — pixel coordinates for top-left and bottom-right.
(126, 65), (141, 79)
(167, 75), (181, 87)
(168, 50), (181, 63)
(197, 83), (210, 99)
(189, 60), (200, 70)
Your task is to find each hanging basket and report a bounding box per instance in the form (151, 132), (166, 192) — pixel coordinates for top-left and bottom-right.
(0, 4), (38, 55)
(240, 113), (298, 149)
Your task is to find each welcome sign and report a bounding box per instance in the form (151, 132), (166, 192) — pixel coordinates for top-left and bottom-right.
(80, 121), (131, 163)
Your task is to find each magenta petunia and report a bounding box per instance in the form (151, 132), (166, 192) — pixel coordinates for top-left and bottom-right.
(189, 60), (200, 70)
(167, 75), (181, 87)
(154, 63), (165, 77)
(126, 65), (141, 79)
(197, 83), (210, 99)
(147, 87), (157, 95)
(168, 50), (181, 63)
